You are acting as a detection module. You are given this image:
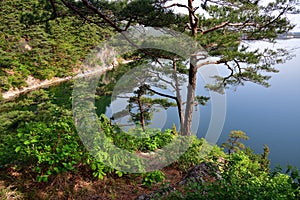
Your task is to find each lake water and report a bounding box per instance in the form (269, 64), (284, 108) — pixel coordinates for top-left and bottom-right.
(216, 39), (300, 168)
(192, 39), (300, 169)
(106, 39), (300, 169)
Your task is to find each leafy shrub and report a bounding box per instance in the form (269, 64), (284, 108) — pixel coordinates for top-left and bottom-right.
(243, 145), (270, 172)
(98, 114), (175, 152)
(85, 154), (115, 179)
(142, 170), (165, 187)
(166, 151), (300, 200)
(176, 137), (226, 170)
(0, 91), (182, 181)
(272, 165), (300, 191)
(15, 119), (83, 182)
(0, 90), (114, 181)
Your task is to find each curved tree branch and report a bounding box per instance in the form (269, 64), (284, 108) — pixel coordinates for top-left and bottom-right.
(201, 21), (257, 35)
(163, 3), (194, 13)
(146, 85), (177, 100)
(81, 0), (123, 32)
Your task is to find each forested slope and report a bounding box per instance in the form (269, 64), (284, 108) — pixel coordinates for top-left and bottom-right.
(0, 0), (112, 93)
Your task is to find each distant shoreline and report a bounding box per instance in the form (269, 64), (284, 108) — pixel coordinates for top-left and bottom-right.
(278, 32), (300, 39)
(1, 66), (114, 101)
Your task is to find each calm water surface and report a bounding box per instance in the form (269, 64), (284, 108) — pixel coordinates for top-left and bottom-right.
(199, 39), (300, 168)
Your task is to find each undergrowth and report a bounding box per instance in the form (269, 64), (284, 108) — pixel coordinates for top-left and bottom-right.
(0, 89), (299, 199)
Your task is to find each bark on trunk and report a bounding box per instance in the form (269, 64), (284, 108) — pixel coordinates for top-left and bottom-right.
(181, 0), (199, 135)
(137, 96), (145, 131)
(172, 60), (185, 132)
(183, 55), (197, 136)
(188, 0), (198, 37)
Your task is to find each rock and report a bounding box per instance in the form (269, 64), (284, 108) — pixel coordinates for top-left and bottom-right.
(178, 162), (222, 186)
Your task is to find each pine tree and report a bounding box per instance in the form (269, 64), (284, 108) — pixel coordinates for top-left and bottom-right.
(222, 130), (249, 154)
(3, 0), (298, 135)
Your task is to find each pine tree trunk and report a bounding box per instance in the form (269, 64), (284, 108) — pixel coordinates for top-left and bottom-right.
(137, 97), (145, 131)
(188, 0), (198, 37)
(183, 55), (197, 136)
(173, 60), (185, 132)
(182, 0), (199, 135)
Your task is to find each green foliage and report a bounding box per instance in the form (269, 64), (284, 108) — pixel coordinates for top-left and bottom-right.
(142, 170), (165, 187)
(272, 165), (300, 190)
(0, 89), (113, 181)
(176, 137), (205, 170)
(177, 137), (226, 170)
(0, 1), (299, 193)
(15, 120), (83, 182)
(166, 151), (299, 200)
(98, 114), (175, 152)
(0, 89), (83, 181)
(85, 153), (115, 180)
(0, 88), (183, 181)
(124, 85), (177, 130)
(165, 132), (299, 199)
(1, 86), (300, 200)
(194, 96), (210, 106)
(222, 130), (249, 154)
(243, 144), (270, 172)
(0, 0), (111, 92)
